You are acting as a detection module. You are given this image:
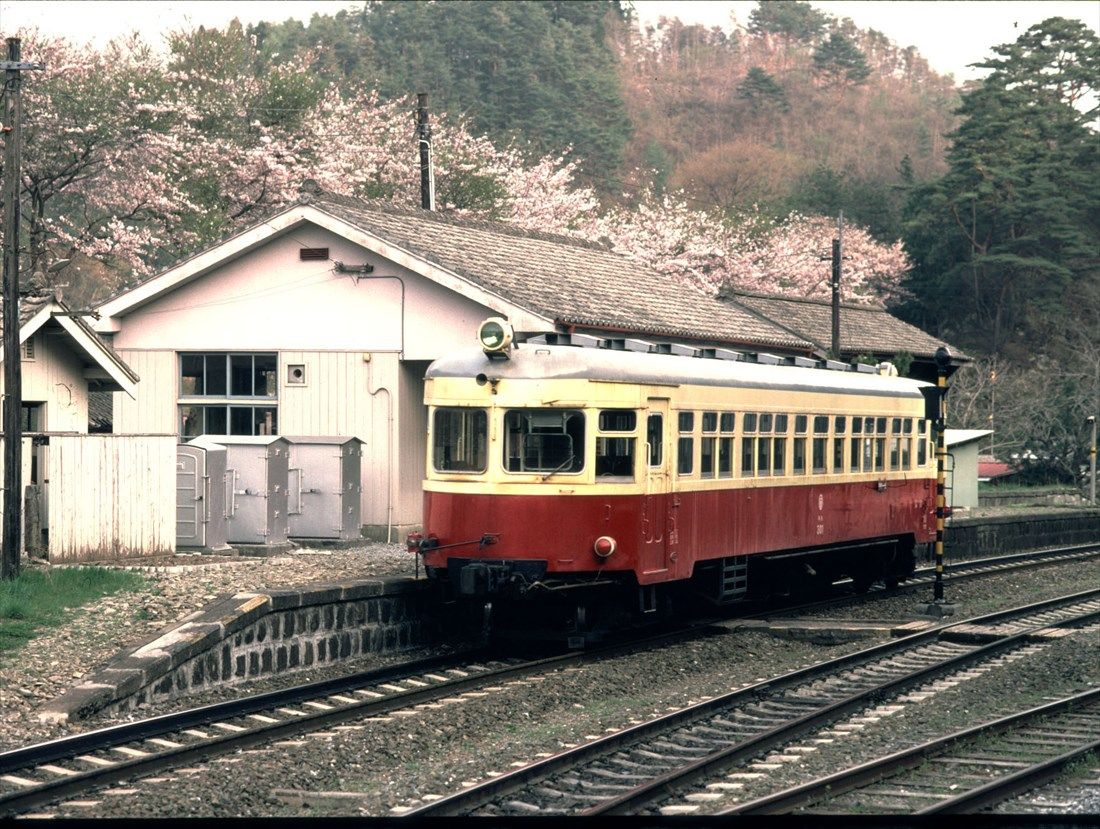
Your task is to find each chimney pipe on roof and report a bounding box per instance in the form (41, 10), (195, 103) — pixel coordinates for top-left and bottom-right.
(416, 93), (435, 211)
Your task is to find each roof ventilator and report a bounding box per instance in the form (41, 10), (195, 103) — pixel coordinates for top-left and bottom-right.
(515, 331), (885, 376)
(753, 353), (782, 366)
(782, 355), (818, 368)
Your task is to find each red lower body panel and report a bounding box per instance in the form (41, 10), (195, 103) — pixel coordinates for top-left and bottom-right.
(422, 480), (936, 585)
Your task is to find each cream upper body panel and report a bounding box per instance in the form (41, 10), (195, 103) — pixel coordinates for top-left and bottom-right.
(424, 345), (933, 493)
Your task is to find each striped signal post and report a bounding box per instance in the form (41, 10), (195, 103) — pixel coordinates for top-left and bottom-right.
(933, 353), (948, 603)
(918, 347), (954, 617)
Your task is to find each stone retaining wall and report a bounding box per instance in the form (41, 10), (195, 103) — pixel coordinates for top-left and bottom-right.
(945, 509), (1100, 558)
(978, 489), (1081, 507)
(40, 577), (436, 723)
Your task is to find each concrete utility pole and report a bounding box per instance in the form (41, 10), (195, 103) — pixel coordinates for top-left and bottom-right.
(416, 93), (435, 211)
(1, 38), (43, 580)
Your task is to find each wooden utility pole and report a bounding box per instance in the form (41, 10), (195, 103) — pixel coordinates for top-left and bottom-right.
(416, 93), (435, 211)
(831, 211), (843, 359)
(1, 38), (43, 580)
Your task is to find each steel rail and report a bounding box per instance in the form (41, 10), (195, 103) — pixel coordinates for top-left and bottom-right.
(405, 588), (1100, 817)
(1, 545), (1094, 815)
(766, 542), (1100, 618)
(0, 620), (730, 815)
(724, 687), (1100, 815)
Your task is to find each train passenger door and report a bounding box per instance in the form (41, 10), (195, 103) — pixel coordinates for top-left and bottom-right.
(641, 398), (669, 574)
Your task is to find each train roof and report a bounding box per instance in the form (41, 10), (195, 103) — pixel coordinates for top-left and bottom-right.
(427, 345), (930, 400)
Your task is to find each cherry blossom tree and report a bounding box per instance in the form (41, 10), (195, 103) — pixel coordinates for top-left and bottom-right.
(4, 27), (910, 307)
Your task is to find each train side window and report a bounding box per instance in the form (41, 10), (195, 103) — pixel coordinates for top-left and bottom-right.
(775, 414), (789, 433)
(700, 411), (717, 478)
(772, 435), (786, 475)
(718, 413), (735, 478)
(503, 408), (584, 474)
(833, 416), (846, 473)
(647, 413), (663, 467)
(677, 412), (694, 475)
(793, 414), (807, 474)
(433, 408), (488, 473)
(759, 413), (773, 433)
(757, 434), (771, 474)
(851, 416), (862, 470)
(901, 432), (912, 470)
(793, 435), (806, 474)
(743, 413), (757, 432)
(875, 430), (887, 471)
(917, 419), (928, 465)
(812, 415), (828, 473)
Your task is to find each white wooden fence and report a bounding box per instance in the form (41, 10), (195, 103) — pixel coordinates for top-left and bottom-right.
(45, 434), (177, 562)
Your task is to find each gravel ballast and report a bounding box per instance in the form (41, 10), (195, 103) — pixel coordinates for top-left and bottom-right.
(0, 544), (420, 751)
(3, 556), (1095, 819)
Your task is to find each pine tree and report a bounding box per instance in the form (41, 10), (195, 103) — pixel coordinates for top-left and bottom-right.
(812, 32), (872, 87)
(899, 17), (1100, 361)
(737, 67), (789, 113)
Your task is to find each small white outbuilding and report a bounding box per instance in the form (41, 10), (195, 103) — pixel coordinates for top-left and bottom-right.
(944, 429), (994, 510)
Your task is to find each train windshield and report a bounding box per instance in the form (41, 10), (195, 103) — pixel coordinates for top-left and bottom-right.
(433, 408), (488, 473)
(504, 409), (585, 474)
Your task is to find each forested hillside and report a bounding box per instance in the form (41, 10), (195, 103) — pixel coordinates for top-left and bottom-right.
(3, 2), (1096, 481)
(251, 0), (959, 240)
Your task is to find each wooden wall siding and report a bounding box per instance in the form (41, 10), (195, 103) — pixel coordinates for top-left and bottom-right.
(398, 360), (431, 523)
(113, 350), (177, 433)
(109, 348), (423, 531)
(47, 435), (176, 562)
(279, 351), (404, 528)
(10, 330), (90, 433)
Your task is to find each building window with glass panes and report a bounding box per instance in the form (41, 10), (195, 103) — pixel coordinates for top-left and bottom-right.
(179, 353), (278, 437)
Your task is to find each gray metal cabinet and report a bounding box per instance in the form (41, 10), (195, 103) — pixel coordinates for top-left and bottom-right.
(176, 442), (231, 551)
(284, 436), (363, 541)
(189, 436), (290, 546)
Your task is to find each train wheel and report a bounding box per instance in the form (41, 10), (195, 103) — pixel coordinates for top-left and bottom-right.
(883, 576), (901, 590)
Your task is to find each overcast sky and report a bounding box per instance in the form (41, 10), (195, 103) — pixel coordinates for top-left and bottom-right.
(1, 1), (1097, 83)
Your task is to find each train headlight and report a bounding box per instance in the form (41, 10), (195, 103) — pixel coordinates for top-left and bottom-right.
(594, 536), (617, 558)
(477, 317), (513, 356)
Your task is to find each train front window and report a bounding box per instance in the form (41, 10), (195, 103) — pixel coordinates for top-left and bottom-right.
(504, 409), (585, 474)
(433, 408), (488, 473)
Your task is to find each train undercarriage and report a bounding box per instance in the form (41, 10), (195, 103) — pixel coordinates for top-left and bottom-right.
(428, 535), (918, 647)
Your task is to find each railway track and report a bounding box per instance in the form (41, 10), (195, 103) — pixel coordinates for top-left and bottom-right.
(0, 623), (730, 816)
(0, 544), (1094, 816)
(726, 687), (1100, 815)
(401, 588), (1100, 816)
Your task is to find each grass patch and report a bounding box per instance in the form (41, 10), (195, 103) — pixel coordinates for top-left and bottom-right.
(0, 567), (146, 655)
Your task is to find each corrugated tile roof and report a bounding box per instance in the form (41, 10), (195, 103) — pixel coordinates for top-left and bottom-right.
(0, 289), (56, 336)
(306, 194), (810, 350)
(722, 289), (966, 360)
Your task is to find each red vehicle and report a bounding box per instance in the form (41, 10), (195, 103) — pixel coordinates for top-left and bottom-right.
(413, 321), (937, 637)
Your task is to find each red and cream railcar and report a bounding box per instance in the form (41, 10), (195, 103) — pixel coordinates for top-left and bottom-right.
(415, 331), (937, 616)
